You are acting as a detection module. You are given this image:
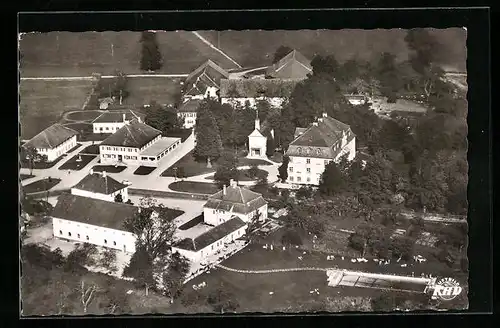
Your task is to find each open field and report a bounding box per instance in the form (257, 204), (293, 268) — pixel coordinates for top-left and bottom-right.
(123, 77), (182, 106)
(161, 152), (217, 178)
(23, 178), (61, 193)
(19, 80), (94, 139)
(168, 181), (220, 195)
(19, 31), (240, 77)
(199, 29), (466, 71)
(58, 154), (97, 171)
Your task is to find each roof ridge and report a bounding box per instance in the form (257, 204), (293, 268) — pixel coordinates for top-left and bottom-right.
(238, 186), (245, 203)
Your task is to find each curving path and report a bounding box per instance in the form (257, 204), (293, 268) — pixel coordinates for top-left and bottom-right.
(216, 264), (333, 274)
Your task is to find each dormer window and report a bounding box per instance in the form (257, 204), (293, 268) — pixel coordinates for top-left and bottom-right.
(297, 147), (302, 153)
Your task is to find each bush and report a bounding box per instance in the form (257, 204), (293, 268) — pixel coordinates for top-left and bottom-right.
(296, 186), (313, 199)
(247, 165), (259, 179)
(99, 248), (118, 272)
(281, 229), (303, 246)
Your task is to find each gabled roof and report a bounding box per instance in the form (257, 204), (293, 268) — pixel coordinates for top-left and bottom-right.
(173, 217), (246, 252)
(286, 115), (355, 158)
(92, 110), (143, 124)
(219, 79), (299, 98)
(23, 124), (78, 150)
(204, 185), (267, 214)
(100, 120), (161, 148)
(72, 172), (128, 195)
(184, 60), (229, 96)
(176, 98), (202, 113)
(248, 129), (265, 138)
(51, 193), (138, 230)
(266, 50), (312, 80)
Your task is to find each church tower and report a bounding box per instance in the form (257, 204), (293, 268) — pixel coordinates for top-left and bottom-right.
(247, 109), (267, 159)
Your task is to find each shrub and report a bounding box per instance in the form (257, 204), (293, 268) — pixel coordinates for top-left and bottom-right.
(247, 165), (259, 179)
(281, 229), (303, 246)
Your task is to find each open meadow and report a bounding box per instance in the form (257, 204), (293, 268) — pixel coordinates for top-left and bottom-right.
(123, 77), (182, 107)
(19, 79), (94, 139)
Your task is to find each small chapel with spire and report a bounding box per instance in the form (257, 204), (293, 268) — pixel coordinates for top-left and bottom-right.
(247, 109), (268, 159)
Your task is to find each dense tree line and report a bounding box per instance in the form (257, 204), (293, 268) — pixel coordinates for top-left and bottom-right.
(140, 31), (163, 71)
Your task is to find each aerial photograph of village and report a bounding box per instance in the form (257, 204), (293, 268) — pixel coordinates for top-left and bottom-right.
(19, 28), (468, 315)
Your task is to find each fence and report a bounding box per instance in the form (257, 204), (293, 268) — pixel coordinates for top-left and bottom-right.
(128, 188), (209, 201)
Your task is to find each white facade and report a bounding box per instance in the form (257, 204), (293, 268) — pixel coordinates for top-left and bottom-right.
(99, 136), (181, 167)
(184, 86), (219, 102)
(36, 135), (77, 162)
(247, 115), (268, 159)
(177, 112), (197, 129)
(70, 186), (129, 203)
(203, 203), (268, 226)
(171, 224), (247, 263)
(221, 97), (286, 109)
(52, 218), (137, 253)
(93, 122), (128, 134)
(286, 137), (356, 186)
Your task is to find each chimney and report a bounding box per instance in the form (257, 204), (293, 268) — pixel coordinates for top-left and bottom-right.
(102, 171), (106, 178)
(122, 113), (126, 122)
(223, 184), (227, 195)
(270, 129), (275, 139)
(318, 118), (323, 123)
(254, 110), (260, 131)
(322, 112), (328, 118)
(312, 122), (318, 126)
(138, 116), (142, 123)
(89, 169), (93, 175)
(230, 179), (237, 187)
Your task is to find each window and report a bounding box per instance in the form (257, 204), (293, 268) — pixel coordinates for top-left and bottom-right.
(297, 177), (302, 182)
(307, 177), (311, 182)
(113, 241), (117, 246)
(86, 235), (89, 240)
(289, 167), (293, 172)
(306, 168), (311, 173)
(289, 177), (294, 182)
(211, 245), (214, 250)
(104, 239), (107, 244)
(106, 127), (109, 130)
(77, 233), (80, 239)
(99, 127), (103, 131)
(324, 160), (328, 165)
(306, 158), (311, 164)
(59, 230), (63, 235)
(68, 232), (72, 237)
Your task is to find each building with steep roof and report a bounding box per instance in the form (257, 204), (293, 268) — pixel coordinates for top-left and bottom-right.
(285, 112), (356, 186)
(176, 98), (202, 129)
(265, 49), (313, 80)
(91, 110), (144, 134)
(183, 59), (229, 101)
(219, 78), (298, 108)
(247, 110), (268, 160)
(71, 169), (129, 202)
(98, 119), (181, 167)
(22, 124), (79, 162)
(51, 193), (138, 253)
(203, 179), (268, 226)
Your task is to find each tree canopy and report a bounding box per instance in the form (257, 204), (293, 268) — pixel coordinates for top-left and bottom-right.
(144, 101), (182, 135)
(193, 100), (224, 164)
(213, 150), (239, 188)
(272, 45), (293, 64)
(140, 31), (163, 71)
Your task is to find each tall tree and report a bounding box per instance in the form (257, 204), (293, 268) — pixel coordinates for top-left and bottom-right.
(140, 31), (163, 71)
(277, 155), (289, 182)
(319, 161), (346, 196)
(123, 197), (177, 260)
(213, 150), (239, 188)
(144, 101), (182, 135)
(22, 146), (46, 175)
(122, 245), (155, 296)
(207, 283), (240, 313)
(162, 252), (190, 303)
(311, 54), (340, 77)
(272, 45), (293, 64)
(193, 100), (223, 166)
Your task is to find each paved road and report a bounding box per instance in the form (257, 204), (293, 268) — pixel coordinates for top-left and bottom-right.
(191, 31), (242, 69)
(20, 74), (188, 81)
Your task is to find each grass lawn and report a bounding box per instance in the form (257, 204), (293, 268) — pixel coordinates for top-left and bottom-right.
(20, 154), (67, 170)
(204, 168), (268, 182)
(20, 174), (35, 180)
(58, 154), (97, 171)
(133, 166), (156, 175)
(161, 152), (216, 178)
(123, 77), (182, 107)
(62, 122), (93, 135)
(92, 165), (127, 173)
(19, 79), (94, 139)
(237, 157), (272, 167)
(168, 181), (220, 195)
(178, 214), (204, 230)
(64, 110), (102, 122)
(79, 144), (100, 155)
(23, 178), (61, 193)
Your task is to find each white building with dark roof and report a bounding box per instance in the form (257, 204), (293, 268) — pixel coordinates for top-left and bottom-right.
(285, 112), (356, 186)
(52, 193), (138, 253)
(71, 169), (129, 202)
(22, 124), (79, 162)
(176, 98), (202, 129)
(265, 49), (313, 80)
(247, 111), (268, 160)
(182, 60), (229, 101)
(98, 119), (181, 167)
(91, 110), (143, 134)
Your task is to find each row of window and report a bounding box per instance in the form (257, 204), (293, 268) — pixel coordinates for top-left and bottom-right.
(102, 146), (137, 152)
(288, 176), (321, 183)
(180, 113), (196, 117)
(59, 230), (123, 247)
(98, 126), (120, 132)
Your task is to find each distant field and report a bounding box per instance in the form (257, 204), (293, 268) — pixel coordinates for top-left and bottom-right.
(19, 31), (240, 77)
(19, 80), (94, 139)
(123, 77), (182, 106)
(199, 28), (467, 71)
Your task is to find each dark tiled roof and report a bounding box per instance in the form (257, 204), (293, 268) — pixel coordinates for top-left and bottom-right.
(23, 124), (78, 150)
(266, 50), (313, 80)
(100, 120), (161, 148)
(184, 60), (229, 96)
(219, 79), (299, 98)
(204, 185), (267, 214)
(173, 217), (246, 251)
(51, 193), (138, 230)
(92, 110), (143, 123)
(72, 173), (127, 195)
(286, 115), (355, 158)
(176, 99), (202, 113)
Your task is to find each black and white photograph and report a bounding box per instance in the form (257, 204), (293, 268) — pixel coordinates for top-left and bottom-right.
(19, 25), (470, 315)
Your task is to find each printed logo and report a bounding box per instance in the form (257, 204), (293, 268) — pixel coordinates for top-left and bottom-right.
(431, 277), (462, 301)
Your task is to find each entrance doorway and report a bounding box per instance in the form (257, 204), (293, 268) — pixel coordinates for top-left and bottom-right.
(118, 154), (123, 162)
(252, 148), (261, 156)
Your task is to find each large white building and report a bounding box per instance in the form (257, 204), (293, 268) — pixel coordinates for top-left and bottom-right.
(219, 78), (298, 109)
(176, 98), (202, 129)
(51, 193), (138, 253)
(172, 179), (268, 262)
(285, 112), (356, 186)
(182, 60), (229, 101)
(22, 124), (78, 162)
(99, 119), (181, 167)
(71, 169), (129, 203)
(91, 110), (143, 134)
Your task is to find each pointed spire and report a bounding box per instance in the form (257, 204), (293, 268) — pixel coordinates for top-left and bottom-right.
(255, 109), (260, 131)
